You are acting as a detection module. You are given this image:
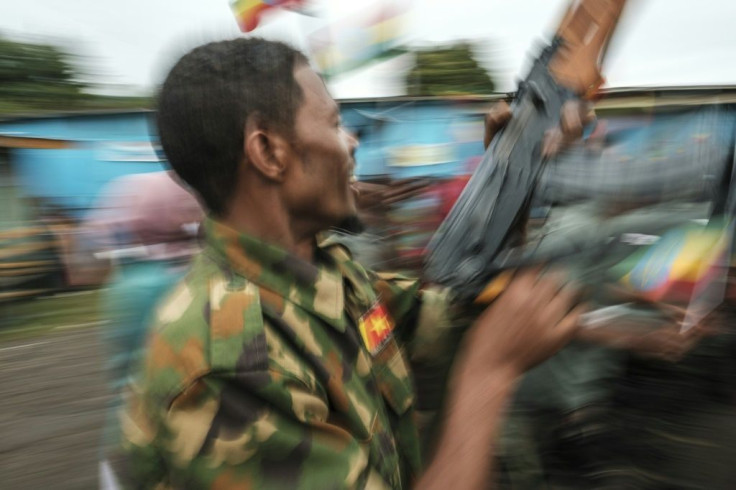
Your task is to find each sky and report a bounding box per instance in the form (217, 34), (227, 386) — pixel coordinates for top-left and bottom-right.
(1, 0), (736, 98)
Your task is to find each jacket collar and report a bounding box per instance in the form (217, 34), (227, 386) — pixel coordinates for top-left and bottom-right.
(203, 218), (347, 331)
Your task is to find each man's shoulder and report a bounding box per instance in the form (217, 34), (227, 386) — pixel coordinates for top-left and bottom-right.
(142, 254), (268, 401)
(149, 255), (219, 337)
(319, 232), (379, 280)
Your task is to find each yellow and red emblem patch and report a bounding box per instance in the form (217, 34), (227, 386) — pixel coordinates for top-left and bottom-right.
(358, 301), (394, 356)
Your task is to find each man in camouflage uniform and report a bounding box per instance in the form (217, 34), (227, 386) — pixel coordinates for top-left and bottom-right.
(114, 38), (581, 489)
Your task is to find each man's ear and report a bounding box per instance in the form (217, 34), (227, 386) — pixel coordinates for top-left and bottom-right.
(244, 115), (290, 182)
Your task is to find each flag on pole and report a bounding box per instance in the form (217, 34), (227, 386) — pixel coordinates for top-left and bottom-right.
(231, 0), (308, 32)
(615, 220), (732, 306)
(308, 2), (409, 78)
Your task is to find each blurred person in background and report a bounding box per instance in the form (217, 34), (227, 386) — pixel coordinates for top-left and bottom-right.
(334, 177), (432, 273)
(491, 129), (733, 487)
(601, 281), (736, 489)
(87, 171), (203, 489)
(110, 38), (588, 489)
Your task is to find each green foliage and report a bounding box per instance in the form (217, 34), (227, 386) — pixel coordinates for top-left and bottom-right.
(0, 37), (152, 116)
(0, 37), (86, 112)
(406, 43), (495, 96)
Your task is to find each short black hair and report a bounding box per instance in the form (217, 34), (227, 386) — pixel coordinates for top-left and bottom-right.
(157, 38), (308, 216)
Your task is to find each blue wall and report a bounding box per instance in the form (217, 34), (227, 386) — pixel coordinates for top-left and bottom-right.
(0, 101), (490, 216)
(0, 112), (167, 215)
(341, 101), (486, 179)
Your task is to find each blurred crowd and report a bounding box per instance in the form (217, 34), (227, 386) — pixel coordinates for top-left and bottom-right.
(2, 1), (736, 487)
(5, 172), (736, 489)
(2, 76), (736, 490)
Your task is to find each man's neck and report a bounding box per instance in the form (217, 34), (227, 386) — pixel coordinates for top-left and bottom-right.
(221, 194), (318, 263)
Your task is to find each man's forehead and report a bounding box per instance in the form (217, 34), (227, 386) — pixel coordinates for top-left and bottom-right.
(295, 65), (338, 115)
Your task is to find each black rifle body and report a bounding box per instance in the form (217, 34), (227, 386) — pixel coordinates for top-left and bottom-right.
(425, 37), (575, 301)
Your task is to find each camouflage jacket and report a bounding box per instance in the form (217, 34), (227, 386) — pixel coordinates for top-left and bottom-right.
(117, 218), (455, 489)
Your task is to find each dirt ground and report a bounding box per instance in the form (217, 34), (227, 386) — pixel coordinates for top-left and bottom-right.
(2, 292), (735, 489)
(0, 324), (109, 489)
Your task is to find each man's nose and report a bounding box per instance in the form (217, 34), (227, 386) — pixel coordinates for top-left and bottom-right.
(344, 128), (359, 154)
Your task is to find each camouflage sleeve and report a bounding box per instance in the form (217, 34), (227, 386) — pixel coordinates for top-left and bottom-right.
(372, 272), (472, 444)
(117, 358), (390, 489)
(115, 270), (391, 489)
(372, 272), (463, 366)
(114, 379), (168, 488)
(322, 237), (465, 365)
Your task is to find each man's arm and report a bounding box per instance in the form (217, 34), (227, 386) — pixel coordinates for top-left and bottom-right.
(416, 364), (517, 490)
(417, 270), (582, 489)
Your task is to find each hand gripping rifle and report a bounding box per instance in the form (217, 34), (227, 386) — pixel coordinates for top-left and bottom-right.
(424, 0), (628, 303)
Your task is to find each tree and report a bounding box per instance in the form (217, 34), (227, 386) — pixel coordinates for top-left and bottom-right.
(0, 37), (151, 115)
(406, 43), (496, 96)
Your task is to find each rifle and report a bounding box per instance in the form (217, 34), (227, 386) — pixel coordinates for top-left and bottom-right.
(424, 0), (628, 303)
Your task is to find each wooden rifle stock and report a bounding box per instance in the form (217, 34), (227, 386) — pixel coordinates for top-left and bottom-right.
(551, 0), (627, 98)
